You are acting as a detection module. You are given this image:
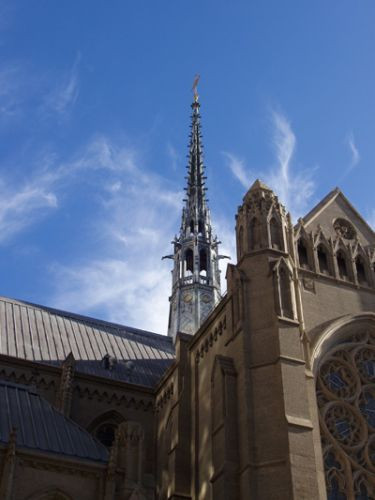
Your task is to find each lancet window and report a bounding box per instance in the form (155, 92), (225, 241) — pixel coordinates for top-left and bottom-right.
(316, 329), (375, 499)
(185, 248), (194, 274)
(270, 217), (283, 250)
(355, 256), (368, 286)
(336, 251), (349, 280)
(249, 218), (260, 250)
(297, 239), (310, 268)
(199, 248), (208, 277)
(317, 244), (331, 275)
(279, 267), (293, 318)
(274, 260), (294, 319)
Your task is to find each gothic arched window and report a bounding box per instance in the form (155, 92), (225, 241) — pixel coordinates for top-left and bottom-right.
(199, 248), (208, 278)
(270, 217), (283, 250)
(297, 239), (310, 268)
(317, 244), (330, 275)
(198, 220), (204, 235)
(185, 248), (194, 274)
(96, 423), (116, 447)
(355, 256), (368, 285)
(315, 328), (375, 499)
(249, 218), (260, 250)
(190, 220), (194, 234)
(336, 251), (349, 280)
(87, 410), (124, 449)
(279, 267), (293, 319)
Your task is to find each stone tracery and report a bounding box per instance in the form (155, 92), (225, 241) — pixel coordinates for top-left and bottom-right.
(316, 330), (375, 499)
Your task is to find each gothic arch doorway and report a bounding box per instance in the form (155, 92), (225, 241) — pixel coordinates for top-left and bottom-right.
(311, 315), (375, 499)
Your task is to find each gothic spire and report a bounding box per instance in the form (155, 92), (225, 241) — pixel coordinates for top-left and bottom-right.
(183, 99), (207, 225)
(166, 90), (222, 340)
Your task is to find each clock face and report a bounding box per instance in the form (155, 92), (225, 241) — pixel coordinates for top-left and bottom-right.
(333, 218), (356, 240)
(201, 293), (211, 304)
(183, 293), (193, 303)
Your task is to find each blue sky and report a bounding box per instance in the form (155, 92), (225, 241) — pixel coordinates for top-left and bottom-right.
(0, 1), (374, 333)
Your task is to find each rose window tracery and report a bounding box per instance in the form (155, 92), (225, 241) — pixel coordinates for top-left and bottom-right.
(316, 330), (375, 499)
(333, 218), (357, 240)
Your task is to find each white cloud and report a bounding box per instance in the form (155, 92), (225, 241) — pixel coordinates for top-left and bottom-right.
(0, 176), (58, 241)
(222, 152), (252, 189)
(267, 110), (315, 218)
(48, 136), (182, 334)
(167, 142), (179, 171)
(44, 53), (80, 115)
(224, 110), (316, 219)
(347, 132), (360, 170)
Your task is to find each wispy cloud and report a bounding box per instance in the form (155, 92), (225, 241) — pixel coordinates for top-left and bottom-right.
(346, 132), (360, 171)
(44, 53), (81, 116)
(224, 109), (316, 219)
(222, 152), (252, 189)
(167, 142), (179, 171)
(0, 175), (58, 241)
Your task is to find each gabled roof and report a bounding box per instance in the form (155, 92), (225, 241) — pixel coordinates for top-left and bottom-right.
(300, 187), (374, 235)
(0, 380), (108, 462)
(0, 296), (175, 387)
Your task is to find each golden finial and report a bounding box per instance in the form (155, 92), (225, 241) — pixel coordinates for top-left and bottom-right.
(192, 74), (200, 102)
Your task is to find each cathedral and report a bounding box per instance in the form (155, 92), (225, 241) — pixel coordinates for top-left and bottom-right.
(0, 92), (374, 500)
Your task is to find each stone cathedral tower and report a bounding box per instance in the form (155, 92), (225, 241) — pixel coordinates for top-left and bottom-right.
(166, 95), (222, 339)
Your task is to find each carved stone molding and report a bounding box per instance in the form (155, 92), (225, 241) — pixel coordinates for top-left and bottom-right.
(155, 382), (174, 412)
(74, 385), (154, 412)
(195, 315), (227, 364)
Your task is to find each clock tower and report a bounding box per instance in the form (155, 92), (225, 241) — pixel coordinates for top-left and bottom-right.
(165, 92), (223, 340)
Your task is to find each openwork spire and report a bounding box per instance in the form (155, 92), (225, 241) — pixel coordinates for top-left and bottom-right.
(181, 99), (209, 237)
(165, 88), (222, 340)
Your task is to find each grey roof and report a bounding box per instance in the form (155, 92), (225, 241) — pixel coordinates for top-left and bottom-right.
(0, 380), (108, 462)
(0, 296), (175, 387)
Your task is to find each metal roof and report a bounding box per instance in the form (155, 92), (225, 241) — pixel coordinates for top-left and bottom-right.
(0, 380), (108, 462)
(0, 296), (175, 387)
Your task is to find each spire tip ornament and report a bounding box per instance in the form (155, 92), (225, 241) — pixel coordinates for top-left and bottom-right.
(192, 74), (200, 103)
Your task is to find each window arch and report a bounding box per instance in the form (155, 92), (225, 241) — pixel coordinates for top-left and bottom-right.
(297, 238), (310, 268)
(314, 325), (375, 499)
(249, 218), (260, 250)
(270, 217), (283, 250)
(96, 423), (117, 447)
(185, 248), (194, 274)
(355, 255), (368, 286)
(317, 244), (331, 275)
(279, 267), (293, 318)
(336, 250), (349, 280)
(87, 410), (124, 448)
(199, 248), (207, 277)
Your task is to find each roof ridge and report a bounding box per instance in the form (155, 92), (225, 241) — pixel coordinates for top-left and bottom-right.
(0, 295), (172, 343)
